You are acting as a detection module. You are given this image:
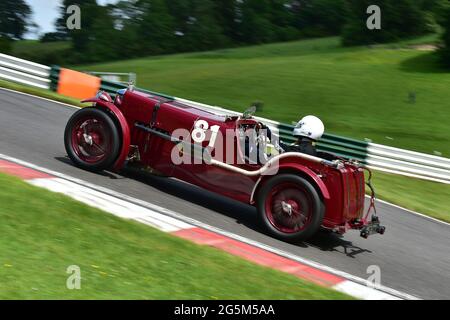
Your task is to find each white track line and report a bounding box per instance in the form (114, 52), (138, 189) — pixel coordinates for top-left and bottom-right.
(29, 177), (193, 232)
(0, 153), (420, 300)
(365, 195), (450, 227)
(0, 87), (82, 109)
(332, 281), (401, 300)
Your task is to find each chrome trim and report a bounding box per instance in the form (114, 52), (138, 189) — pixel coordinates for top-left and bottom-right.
(209, 152), (339, 177)
(250, 176), (263, 204)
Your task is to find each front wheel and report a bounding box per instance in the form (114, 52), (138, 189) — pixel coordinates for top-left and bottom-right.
(64, 108), (120, 172)
(257, 174), (324, 242)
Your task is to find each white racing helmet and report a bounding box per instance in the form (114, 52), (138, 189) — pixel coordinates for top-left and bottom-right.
(293, 116), (325, 141)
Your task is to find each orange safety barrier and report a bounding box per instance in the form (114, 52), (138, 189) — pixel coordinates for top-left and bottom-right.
(57, 68), (101, 100)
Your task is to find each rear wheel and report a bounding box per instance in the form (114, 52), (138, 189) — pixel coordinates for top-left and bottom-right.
(64, 108), (120, 172)
(257, 174), (324, 242)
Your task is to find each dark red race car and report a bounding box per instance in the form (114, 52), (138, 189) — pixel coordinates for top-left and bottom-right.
(64, 87), (385, 242)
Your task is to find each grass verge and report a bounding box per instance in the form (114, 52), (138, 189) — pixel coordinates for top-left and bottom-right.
(0, 80), (83, 107)
(78, 35), (450, 157)
(0, 172), (351, 299)
(371, 170), (450, 223)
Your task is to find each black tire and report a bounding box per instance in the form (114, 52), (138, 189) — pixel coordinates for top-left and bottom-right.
(64, 108), (121, 172)
(257, 174), (324, 242)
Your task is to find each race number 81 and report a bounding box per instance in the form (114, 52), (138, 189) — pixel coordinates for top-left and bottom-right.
(192, 120), (220, 148)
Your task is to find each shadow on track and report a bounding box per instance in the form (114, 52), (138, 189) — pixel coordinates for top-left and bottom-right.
(56, 156), (372, 258)
(55, 156), (123, 180)
(306, 232), (372, 258)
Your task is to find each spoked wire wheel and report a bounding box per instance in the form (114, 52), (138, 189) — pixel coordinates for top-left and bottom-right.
(64, 108), (120, 172)
(265, 182), (313, 234)
(257, 174), (324, 242)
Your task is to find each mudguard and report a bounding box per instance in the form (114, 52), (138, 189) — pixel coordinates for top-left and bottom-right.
(82, 98), (131, 171)
(251, 163), (331, 204)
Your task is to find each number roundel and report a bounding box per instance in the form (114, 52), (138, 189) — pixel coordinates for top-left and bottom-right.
(192, 120), (209, 143)
(192, 120), (220, 148)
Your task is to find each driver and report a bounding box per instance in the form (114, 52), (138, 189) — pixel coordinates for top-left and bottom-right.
(280, 115), (325, 157)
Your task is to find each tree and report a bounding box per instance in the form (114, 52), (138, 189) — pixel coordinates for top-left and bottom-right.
(54, 0), (129, 62)
(0, 0), (33, 40)
(267, 0), (299, 41)
(134, 0), (177, 55)
(292, 0), (346, 38)
(215, 0), (240, 42)
(425, 0), (450, 27)
(40, 32), (67, 43)
(0, 36), (12, 54)
(165, 0), (230, 52)
(342, 0), (427, 46)
(238, 0), (276, 44)
(439, 4), (450, 66)
(181, 0), (230, 51)
(56, 0), (99, 42)
(55, 0), (103, 53)
(84, 5), (123, 61)
(108, 0), (142, 58)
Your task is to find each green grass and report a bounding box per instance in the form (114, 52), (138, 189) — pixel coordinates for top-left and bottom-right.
(77, 35), (450, 157)
(371, 170), (450, 223)
(0, 80), (83, 107)
(0, 172), (350, 300)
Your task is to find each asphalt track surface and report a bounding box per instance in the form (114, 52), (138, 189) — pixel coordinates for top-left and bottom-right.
(1, 88), (449, 300)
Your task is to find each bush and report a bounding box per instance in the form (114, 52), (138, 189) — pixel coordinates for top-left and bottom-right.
(40, 32), (67, 43)
(440, 8), (450, 66)
(0, 36), (12, 54)
(294, 0), (346, 38)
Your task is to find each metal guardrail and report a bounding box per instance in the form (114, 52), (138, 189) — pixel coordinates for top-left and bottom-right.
(0, 53), (51, 89)
(49, 65), (60, 91)
(365, 143), (450, 183)
(86, 71), (136, 86)
(0, 54), (449, 184)
(275, 123), (450, 184)
(100, 80), (127, 96)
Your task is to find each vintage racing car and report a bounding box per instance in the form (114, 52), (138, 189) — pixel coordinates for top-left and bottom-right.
(64, 87), (385, 242)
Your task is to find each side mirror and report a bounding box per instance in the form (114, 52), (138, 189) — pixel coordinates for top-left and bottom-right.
(243, 106), (257, 119)
(95, 91), (113, 103)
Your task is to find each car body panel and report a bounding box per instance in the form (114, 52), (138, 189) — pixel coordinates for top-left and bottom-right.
(89, 89), (368, 232)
